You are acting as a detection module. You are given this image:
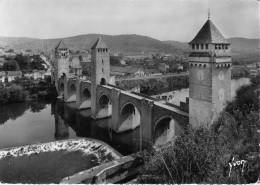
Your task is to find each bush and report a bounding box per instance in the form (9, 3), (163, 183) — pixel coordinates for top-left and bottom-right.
(0, 85), (28, 104)
(138, 127), (227, 183)
(138, 122), (259, 183)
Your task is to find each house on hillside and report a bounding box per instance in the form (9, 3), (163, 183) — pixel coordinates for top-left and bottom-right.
(145, 68), (162, 76)
(172, 63), (184, 71)
(158, 63), (169, 73)
(110, 66), (132, 76)
(0, 58), (8, 69)
(128, 67), (147, 77)
(32, 70), (46, 80)
(6, 71), (22, 82)
(69, 55), (83, 77)
(110, 66), (147, 77)
(79, 52), (91, 62)
(0, 71), (6, 82)
(120, 60), (126, 65)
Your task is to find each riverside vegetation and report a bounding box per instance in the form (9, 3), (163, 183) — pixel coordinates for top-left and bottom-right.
(137, 74), (260, 184)
(0, 77), (57, 105)
(116, 75), (189, 96)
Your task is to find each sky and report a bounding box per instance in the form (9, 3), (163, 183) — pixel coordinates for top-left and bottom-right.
(0, 0), (259, 42)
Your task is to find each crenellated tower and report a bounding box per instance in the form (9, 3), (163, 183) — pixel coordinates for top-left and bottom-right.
(91, 37), (110, 119)
(188, 16), (232, 126)
(53, 40), (70, 91)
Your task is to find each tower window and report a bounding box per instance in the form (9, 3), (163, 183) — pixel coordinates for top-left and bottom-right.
(201, 44), (204, 49)
(102, 59), (104, 64)
(205, 44), (208, 49)
(192, 44), (195, 49)
(196, 44), (199, 49)
(102, 68), (104, 73)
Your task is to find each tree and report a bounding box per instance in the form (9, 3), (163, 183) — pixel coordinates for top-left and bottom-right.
(6, 49), (14, 53)
(110, 56), (121, 66)
(2, 60), (18, 71)
(15, 54), (30, 70)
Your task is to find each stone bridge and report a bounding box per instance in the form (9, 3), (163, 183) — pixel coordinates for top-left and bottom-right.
(58, 77), (189, 146)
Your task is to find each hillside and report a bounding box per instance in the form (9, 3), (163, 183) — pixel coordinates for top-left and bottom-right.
(0, 35), (258, 61)
(164, 37), (260, 61)
(0, 34), (184, 55)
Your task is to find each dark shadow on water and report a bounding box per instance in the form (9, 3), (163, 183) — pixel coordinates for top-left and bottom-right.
(0, 150), (98, 184)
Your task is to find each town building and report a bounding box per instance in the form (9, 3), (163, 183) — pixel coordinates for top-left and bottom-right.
(145, 68), (162, 76)
(6, 71), (22, 82)
(0, 71), (5, 82)
(110, 66), (147, 77)
(158, 63), (170, 73)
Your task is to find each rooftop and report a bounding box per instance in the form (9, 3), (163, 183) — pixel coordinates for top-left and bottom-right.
(0, 71), (6, 76)
(7, 71), (22, 76)
(189, 19), (229, 44)
(55, 40), (68, 49)
(91, 37), (108, 49)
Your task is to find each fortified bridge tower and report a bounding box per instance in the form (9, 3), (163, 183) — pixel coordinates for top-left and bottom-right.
(53, 40), (70, 91)
(90, 37), (111, 119)
(188, 16), (232, 126)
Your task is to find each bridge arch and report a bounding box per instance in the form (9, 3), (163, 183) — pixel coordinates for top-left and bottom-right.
(59, 82), (64, 95)
(69, 84), (76, 98)
(119, 102), (141, 132)
(96, 93), (112, 118)
(99, 93), (111, 108)
(81, 87), (91, 101)
(154, 115), (182, 146)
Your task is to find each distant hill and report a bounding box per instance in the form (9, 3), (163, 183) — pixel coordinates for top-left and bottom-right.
(163, 40), (189, 51)
(0, 35), (258, 61)
(227, 37), (259, 53)
(0, 34), (184, 55)
(0, 37), (39, 47)
(164, 37), (260, 61)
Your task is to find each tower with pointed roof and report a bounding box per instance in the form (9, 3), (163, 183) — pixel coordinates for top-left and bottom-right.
(188, 16), (232, 126)
(91, 37), (110, 118)
(53, 40), (70, 91)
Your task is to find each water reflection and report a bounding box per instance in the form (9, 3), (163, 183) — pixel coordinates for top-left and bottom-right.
(0, 100), (51, 125)
(53, 100), (141, 155)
